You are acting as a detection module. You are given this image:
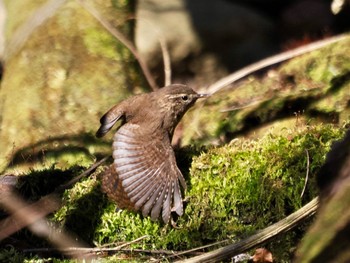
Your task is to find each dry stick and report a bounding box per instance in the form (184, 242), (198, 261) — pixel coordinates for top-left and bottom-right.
(56, 156), (109, 192)
(177, 197), (319, 263)
(0, 191), (88, 258)
(134, 17), (172, 86)
(206, 34), (348, 95)
(23, 235), (151, 256)
(300, 150), (310, 199)
(22, 239), (226, 259)
(22, 247), (198, 256)
(0, 192), (61, 240)
(0, 157), (107, 241)
(163, 239), (230, 261)
(159, 36), (172, 86)
(3, 0), (67, 62)
(103, 235), (150, 250)
(76, 0), (158, 91)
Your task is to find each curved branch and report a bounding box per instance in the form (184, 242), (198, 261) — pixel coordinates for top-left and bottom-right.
(177, 197), (319, 263)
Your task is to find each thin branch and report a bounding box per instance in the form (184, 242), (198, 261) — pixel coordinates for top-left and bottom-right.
(20, 237), (223, 259)
(133, 17), (173, 87)
(0, 157), (108, 241)
(159, 36), (172, 86)
(163, 239), (230, 261)
(76, 0), (158, 91)
(3, 0), (67, 62)
(177, 197), (319, 263)
(55, 156), (109, 192)
(103, 235), (150, 250)
(206, 34), (348, 95)
(22, 247), (201, 257)
(0, 192), (60, 240)
(300, 150), (310, 199)
(0, 191), (88, 258)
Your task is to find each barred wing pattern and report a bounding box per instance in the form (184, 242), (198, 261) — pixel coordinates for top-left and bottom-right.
(111, 124), (186, 223)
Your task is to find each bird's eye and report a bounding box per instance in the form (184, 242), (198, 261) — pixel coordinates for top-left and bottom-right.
(181, 95), (189, 101)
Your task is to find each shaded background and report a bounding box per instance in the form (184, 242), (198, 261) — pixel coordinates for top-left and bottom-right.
(0, 0), (349, 171)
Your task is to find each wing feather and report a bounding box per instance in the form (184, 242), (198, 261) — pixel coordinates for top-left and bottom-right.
(125, 166), (160, 195)
(134, 182), (159, 210)
(173, 181), (183, 216)
(162, 181), (172, 223)
(112, 124), (186, 223)
(142, 182), (165, 217)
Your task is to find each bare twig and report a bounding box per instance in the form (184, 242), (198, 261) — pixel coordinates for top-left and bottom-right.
(55, 156), (109, 192)
(206, 34), (348, 95)
(0, 192), (60, 240)
(3, 0), (67, 62)
(0, 191), (88, 258)
(0, 157), (107, 241)
(19, 237), (226, 259)
(103, 235), (150, 250)
(159, 36), (172, 86)
(76, 0), (158, 91)
(177, 197), (319, 263)
(133, 17), (172, 87)
(22, 247), (200, 257)
(163, 239), (229, 261)
(300, 150), (310, 199)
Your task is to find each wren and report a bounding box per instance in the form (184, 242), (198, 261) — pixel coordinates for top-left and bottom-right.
(96, 84), (208, 223)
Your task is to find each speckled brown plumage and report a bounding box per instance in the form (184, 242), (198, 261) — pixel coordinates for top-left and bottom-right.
(96, 84), (207, 223)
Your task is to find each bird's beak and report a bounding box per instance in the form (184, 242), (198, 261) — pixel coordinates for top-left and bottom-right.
(197, 93), (210, 99)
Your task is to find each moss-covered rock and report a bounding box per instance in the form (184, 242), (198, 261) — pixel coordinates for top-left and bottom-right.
(181, 35), (350, 145)
(1, 122), (347, 261)
(0, 0), (144, 171)
(40, 123), (348, 261)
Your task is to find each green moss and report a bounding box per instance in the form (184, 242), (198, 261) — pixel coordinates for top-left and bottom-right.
(2, 123), (347, 261)
(0, 247), (24, 263)
(83, 28), (121, 59)
(54, 175), (107, 243)
(181, 36), (350, 145)
(89, 123), (345, 261)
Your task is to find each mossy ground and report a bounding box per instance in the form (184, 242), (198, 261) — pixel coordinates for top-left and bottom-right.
(1, 122), (348, 262)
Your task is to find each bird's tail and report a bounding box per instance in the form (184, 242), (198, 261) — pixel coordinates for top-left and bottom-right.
(101, 165), (136, 211)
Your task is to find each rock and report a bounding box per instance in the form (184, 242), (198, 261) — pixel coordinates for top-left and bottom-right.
(0, 1), (143, 171)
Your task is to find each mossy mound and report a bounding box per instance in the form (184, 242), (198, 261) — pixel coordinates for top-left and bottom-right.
(2, 123), (345, 262)
(181, 35), (350, 145)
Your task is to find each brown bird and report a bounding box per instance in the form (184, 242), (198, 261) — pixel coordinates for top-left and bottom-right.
(96, 84), (208, 223)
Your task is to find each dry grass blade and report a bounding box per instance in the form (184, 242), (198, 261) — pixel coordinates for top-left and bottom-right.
(300, 150), (310, 199)
(162, 239), (229, 261)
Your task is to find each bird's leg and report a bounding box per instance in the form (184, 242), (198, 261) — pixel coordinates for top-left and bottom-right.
(171, 216), (181, 229)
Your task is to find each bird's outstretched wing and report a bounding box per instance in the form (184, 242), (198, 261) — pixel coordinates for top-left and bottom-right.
(107, 123), (186, 223)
